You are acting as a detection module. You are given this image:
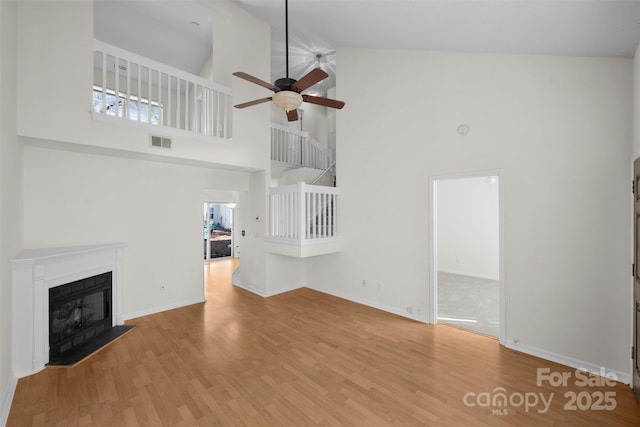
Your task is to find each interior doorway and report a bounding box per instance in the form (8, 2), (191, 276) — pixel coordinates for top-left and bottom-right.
(203, 202), (235, 261)
(429, 171), (505, 343)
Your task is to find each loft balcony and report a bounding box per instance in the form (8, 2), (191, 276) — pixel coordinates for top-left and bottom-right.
(266, 182), (342, 258)
(92, 40), (233, 140)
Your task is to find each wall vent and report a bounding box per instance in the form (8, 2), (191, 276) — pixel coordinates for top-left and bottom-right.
(150, 135), (172, 149)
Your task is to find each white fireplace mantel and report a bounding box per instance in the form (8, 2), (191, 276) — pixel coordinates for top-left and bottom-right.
(12, 243), (126, 378)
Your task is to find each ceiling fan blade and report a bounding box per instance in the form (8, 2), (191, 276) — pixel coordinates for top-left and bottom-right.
(291, 68), (329, 92)
(286, 109), (299, 122)
(234, 97), (272, 109)
(232, 72), (279, 92)
(302, 95), (345, 110)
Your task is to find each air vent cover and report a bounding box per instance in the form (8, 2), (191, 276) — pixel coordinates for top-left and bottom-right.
(150, 135), (172, 149)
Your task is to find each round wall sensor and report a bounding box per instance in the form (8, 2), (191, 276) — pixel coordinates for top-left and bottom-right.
(457, 124), (470, 136)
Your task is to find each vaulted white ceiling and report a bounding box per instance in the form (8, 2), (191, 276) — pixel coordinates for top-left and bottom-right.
(94, 0), (214, 75)
(95, 0), (640, 96)
(234, 0), (640, 95)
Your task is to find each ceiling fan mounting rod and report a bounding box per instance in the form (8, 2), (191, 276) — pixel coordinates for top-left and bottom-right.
(231, 0), (344, 123)
(285, 0), (289, 79)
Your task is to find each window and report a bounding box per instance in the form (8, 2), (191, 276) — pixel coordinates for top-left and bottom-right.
(92, 86), (161, 125)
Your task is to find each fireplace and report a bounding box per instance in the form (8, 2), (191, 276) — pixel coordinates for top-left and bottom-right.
(49, 272), (112, 364)
(12, 244), (127, 377)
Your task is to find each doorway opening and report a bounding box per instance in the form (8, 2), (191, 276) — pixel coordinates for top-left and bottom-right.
(203, 202), (235, 261)
(429, 171), (505, 343)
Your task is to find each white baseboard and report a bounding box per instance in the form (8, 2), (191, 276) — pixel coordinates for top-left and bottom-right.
(232, 278), (304, 298)
(305, 284), (430, 324)
(123, 296), (206, 321)
(265, 284), (304, 297)
(1, 374), (18, 427)
(233, 278), (426, 319)
(232, 279), (267, 297)
(506, 341), (631, 386)
(231, 265), (241, 286)
(304, 285), (630, 385)
(214, 277), (632, 387)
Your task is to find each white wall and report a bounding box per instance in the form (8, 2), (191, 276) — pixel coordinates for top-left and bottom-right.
(235, 171), (267, 294)
(634, 43), (640, 159)
(436, 176), (499, 279)
(308, 48), (632, 378)
(22, 145), (250, 318)
(266, 253), (305, 296)
(300, 103), (329, 149)
(0, 0), (21, 423)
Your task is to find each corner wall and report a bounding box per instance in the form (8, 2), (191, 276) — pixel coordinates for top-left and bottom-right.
(308, 48), (632, 378)
(22, 145), (250, 319)
(0, 0), (21, 423)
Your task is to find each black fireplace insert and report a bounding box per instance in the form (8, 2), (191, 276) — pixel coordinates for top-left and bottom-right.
(49, 272), (126, 365)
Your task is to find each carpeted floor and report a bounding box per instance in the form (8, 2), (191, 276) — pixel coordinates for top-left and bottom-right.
(437, 271), (500, 337)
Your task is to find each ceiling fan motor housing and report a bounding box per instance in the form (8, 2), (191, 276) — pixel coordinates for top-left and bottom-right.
(231, 0), (344, 121)
(274, 77), (298, 92)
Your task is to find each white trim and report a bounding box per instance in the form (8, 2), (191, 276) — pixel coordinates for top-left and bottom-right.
(428, 176), (438, 324)
(429, 169), (506, 344)
(231, 279), (268, 297)
(303, 285), (630, 386)
(12, 244), (126, 378)
(0, 375), (18, 427)
(232, 279), (304, 298)
(305, 284), (430, 323)
(225, 280), (632, 386)
(90, 111), (234, 145)
(266, 283), (305, 297)
(264, 237), (343, 258)
(123, 297), (206, 321)
(506, 341), (631, 386)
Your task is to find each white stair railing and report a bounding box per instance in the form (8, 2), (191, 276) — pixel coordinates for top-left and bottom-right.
(93, 40), (232, 139)
(271, 124), (332, 170)
(269, 182), (339, 242)
(310, 160), (336, 185)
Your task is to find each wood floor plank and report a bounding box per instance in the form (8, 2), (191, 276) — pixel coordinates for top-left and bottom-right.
(7, 258), (640, 425)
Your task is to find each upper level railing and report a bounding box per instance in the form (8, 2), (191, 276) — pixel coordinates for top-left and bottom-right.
(269, 182), (339, 243)
(93, 40), (232, 139)
(271, 124), (333, 170)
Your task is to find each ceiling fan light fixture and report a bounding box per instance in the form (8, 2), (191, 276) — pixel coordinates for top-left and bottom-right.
(231, 0), (344, 121)
(272, 90), (303, 112)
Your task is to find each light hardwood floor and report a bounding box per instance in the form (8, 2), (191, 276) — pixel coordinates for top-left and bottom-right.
(8, 259), (640, 426)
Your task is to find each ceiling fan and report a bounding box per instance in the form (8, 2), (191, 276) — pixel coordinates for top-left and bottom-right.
(232, 0), (345, 122)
